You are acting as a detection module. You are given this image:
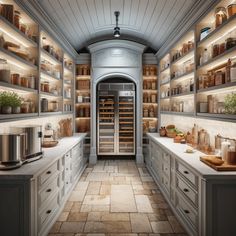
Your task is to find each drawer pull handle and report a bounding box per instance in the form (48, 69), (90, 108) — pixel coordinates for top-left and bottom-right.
(46, 210), (51, 214)
(183, 170), (189, 174)
(183, 188), (189, 192)
(46, 189), (52, 192)
(46, 171), (51, 174)
(184, 209), (190, 214)
(66, 182), (68, 184)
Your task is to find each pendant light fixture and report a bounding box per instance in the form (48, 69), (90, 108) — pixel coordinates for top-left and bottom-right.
(114, 11), (120, 38)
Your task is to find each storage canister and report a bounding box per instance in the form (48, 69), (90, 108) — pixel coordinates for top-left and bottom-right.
(215, 7), (227, 28)
(0, 58), (10, 83)
(227, 4), (236, 17)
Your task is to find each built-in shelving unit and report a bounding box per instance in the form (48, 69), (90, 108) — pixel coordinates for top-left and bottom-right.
(0, 0), (75, 121)
(142, 64), (158, 147)
(159, 31), (195, 116)
(195, 0), (236, 121)
(75, 63), (91, 151)
(158, 0), (236, 122)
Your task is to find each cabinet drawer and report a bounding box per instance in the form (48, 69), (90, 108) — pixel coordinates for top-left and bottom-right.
(38, 193), (59, 230)
(176, 193), (198, 230)
(38, 161), (59, 187)
(38, 175), (59, 208)
(72, 142), (82, 157)
(176, 175), (198, 207)
(162, 161), (170, 179)
(176, 161), (198, 188)
(162, 174), (170, 195)
(163, 152), (170, 165)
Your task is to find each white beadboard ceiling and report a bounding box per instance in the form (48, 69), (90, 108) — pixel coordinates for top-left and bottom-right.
(37, 0), (198, 51)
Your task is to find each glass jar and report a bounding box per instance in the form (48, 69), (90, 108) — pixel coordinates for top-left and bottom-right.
(227, 4), (236, 17)
(21, 76), (28, 87)
(44, 81), (50, 92)
(212, 44), (219, 58)
(11, 73), (21, 86)
(28, 75), (35, 89)
(41, 98), (48, 112)
(51, 101), (59, 112)
(14, 10), (21, 29)
(226, 37), (236, 50)
(0, 58), (11, 83)
(20, 23), (27, 34)
(215, 7), (227, 28)
(21, 102), (30, 113)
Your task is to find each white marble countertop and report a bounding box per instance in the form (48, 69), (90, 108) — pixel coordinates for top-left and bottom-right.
(0, 133), (87, 179)
(147, 133), (236, 178)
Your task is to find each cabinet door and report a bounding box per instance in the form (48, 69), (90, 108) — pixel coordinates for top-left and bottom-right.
(0, 180), (30, 236)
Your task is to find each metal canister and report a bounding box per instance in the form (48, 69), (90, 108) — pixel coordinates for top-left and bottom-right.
(0, 133), (25, 164)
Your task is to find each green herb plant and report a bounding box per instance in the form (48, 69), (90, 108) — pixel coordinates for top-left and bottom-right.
(0, 91), (23, 107)
(224, 93), (236, 114)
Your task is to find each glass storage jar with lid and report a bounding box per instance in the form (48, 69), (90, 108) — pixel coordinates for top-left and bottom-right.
(14, 10), (21, 29)
(0, 58), (11, 83)
(51, 101), (59, 112)
(215, 7), (227, 28)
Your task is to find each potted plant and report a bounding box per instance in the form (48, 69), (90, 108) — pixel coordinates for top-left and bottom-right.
(0, 91), (22, 114)
(224, 93), (236, 114)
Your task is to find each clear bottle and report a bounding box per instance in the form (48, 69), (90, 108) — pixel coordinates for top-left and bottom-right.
(202, 48), (209, 64)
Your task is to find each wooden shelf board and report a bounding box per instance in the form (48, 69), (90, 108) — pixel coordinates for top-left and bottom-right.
(0, 47), (38, 70)
(171, 49), (194, 66)
(197, 82), (236, 94)
(0, 112), (38, 120)
(0, 15), (37, 48)
(0, 81), (38, 94)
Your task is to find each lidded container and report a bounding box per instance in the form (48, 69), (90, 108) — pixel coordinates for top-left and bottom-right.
(227, 4), (236, 17)
(215, 7), (227, 28)
(14, 10), (21, 29)
(0, 58), (11, 83)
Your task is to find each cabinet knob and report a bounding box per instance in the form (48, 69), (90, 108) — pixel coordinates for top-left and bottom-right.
(183, 170), (189, 174)
(184, 209), (190, 214)
(46, 210), (51, 214)
(46, 189), (52, 192)
(46, 171), (51, 174)
(183, 188), (189, 192)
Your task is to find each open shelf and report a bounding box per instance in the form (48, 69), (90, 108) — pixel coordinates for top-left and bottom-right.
(0, 15), (37, 48)
(0, 81), (38, 93)
(0, 47), (37, 70)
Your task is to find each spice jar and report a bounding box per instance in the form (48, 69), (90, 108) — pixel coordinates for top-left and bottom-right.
(151, 93), (156, 103)
(44, 81), (50, 92)
(11, 73), (21, 86)
(227, 4), (236, 17)
(0, 58), (10, 83)
(21, 76), (28, 87)
(20, 23), (27, 34)
(14, 10), (21, 29)
(215, 7), (227, 28)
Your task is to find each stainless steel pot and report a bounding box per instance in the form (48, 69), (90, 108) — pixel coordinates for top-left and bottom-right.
(12, 126), (43, 160)
(0, 133), (25, 164)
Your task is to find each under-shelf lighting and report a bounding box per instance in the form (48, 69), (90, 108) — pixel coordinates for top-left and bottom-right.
(206, 24), (236, 47)
(0, 27), (30, 48)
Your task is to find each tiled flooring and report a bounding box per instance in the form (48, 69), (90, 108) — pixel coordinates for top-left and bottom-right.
(48, 160), (188, 236)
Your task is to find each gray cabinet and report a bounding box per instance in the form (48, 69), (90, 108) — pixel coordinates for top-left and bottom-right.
(146, 137), (236, 236)
(0, 137), (87, 236)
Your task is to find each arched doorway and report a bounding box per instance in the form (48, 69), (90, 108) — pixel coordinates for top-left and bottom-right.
(96, 77), (136, 158)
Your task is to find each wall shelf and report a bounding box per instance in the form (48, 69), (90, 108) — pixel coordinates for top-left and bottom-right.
(0, 15), (37, 48)
(0, 81), (38, 94)
(0, 47), (37, 70)
(0, 112), (38, 120)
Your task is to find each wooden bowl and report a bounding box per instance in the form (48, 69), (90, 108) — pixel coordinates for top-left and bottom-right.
(42, 141), (58, 148)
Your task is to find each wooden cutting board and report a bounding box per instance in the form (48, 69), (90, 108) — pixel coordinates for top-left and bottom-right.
(200, 157), (236, 171)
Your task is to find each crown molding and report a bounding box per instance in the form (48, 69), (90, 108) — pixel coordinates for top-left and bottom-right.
(15, 0), (78, 59)
(156, 0), (218, 60)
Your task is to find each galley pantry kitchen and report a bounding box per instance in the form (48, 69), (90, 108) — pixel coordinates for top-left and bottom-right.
(0, 0), (236, 236)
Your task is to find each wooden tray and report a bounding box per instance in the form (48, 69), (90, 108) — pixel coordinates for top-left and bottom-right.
(200, 157), (236, 171)
(42, 141), (58, 148)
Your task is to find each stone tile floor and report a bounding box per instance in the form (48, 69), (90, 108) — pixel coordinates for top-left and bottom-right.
(48, 160), (188, 236)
